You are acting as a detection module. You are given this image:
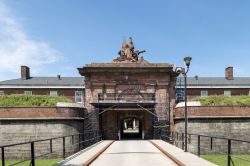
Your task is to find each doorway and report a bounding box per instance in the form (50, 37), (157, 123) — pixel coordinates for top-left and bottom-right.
(121, 117), (142, 139)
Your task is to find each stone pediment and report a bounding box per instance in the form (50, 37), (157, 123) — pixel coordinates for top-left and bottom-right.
(78, 63), (175, 76)
(83, 62), (173, 68)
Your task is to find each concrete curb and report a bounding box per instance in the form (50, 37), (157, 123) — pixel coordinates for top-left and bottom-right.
(82, 140), (115, 166)
(149, 140), (186, 166)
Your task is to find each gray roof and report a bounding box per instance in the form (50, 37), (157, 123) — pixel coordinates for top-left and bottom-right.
(179, 77), (250, 86)
(1, 76), (250, 88)
(0, 77), (84, 87)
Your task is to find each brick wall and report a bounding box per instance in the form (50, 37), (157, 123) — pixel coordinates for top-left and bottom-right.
(0, 107), (85, 118)
(174, 106), (250, 118)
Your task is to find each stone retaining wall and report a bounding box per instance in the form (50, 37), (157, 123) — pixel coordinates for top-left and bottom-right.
(174, 106), (250, 155)
(0, 106), (85, 159)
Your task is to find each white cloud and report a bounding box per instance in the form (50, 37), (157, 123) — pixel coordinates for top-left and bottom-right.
(0, 2), (61, 80)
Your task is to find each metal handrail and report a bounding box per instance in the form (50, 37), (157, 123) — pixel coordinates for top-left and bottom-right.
(185, 132), (250, 144)
(98, 93), (155, 101)
(1, 130), (102, 166)
(0, 130), (101, 148)
(171, 132), (250, 166)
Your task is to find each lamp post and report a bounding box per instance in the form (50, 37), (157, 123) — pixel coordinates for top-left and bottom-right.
(183, 56), (192, 152)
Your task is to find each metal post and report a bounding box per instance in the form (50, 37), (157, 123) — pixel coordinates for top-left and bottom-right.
(79, 134), (81, 151)
(82, 133), (85, 149)
(228, 139), (231, 166)
(198, 135), (200, 156)
(100, 131), (102, 141)
(31, 142), (35, 166)
(182, 133), (184, 150)
(2, 147), (5, 166)
(63, 137), (66, 159)
(210, 137), (213, 150)
(184, 73), (188, 152)
(50, 139), (53, 153)
(160, 129), (162, 140)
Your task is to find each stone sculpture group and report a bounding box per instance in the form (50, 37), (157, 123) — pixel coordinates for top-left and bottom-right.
(113, 37), (146, 62)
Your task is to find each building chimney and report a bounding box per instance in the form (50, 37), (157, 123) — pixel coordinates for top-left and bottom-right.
(21, 66), (30, 80)
(57, 75), (61, 80)
(225, 67), (233, 80)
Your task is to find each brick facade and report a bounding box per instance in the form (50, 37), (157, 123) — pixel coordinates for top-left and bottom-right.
(78, 63), (178, 139)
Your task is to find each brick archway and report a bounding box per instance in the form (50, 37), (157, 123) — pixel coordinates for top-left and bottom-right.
(117, 110), (149, 140)
(120, 116), (142, 139)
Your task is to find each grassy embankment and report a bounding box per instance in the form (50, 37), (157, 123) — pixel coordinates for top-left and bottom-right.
(0, 94), (71, 107)
(0, 158), (62, 166)
(195, 95), (250, 106)
(201, 154), (250, 166)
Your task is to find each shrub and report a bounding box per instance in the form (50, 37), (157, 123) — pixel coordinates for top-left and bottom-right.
(197, 95), (250, 106)
(0, 95), (72, 107)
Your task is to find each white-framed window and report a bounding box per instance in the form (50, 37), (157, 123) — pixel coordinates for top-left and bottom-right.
(200, 91), (208, 97)
(50, 91), (58, 96)
(224, 90), (231, 96)
(75, 91), (83, 103)
(24, 91), (32, 95)
(0, 91), (4, 95)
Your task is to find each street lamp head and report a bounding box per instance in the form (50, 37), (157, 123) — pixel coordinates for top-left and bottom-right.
(184, 56), (192, 67)
(175, 67), (184, 74)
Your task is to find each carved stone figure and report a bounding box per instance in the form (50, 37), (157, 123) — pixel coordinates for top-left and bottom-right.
(113, 37), (146, 63)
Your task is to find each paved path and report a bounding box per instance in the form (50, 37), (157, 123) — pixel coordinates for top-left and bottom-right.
(56, 140), (217, 166)
(90, 140), (178, 166)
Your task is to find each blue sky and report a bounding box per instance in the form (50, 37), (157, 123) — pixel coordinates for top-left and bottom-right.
(1, 0), (250, 80)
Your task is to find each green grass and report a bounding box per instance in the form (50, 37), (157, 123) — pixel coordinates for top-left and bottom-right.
(201, 154), (250, 166)
(0, 95), (72, 107)
(197, 95), (250, 106)
(0, 158), (62, 166)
